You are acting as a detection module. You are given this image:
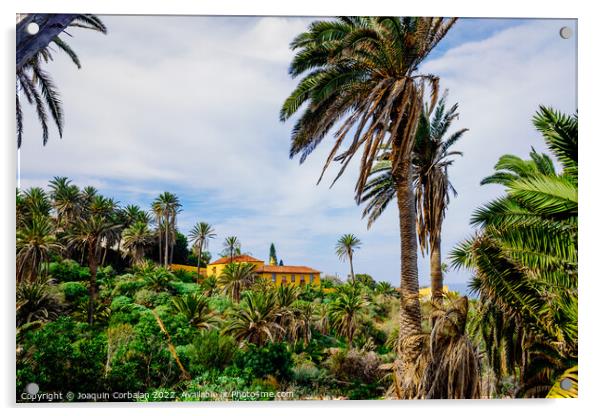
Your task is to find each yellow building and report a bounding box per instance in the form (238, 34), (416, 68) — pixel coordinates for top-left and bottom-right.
(206, 254), (321, 286)
(418, 285), (450, 299)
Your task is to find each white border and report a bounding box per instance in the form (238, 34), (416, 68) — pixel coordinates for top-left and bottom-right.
(2, 1), (600, 415)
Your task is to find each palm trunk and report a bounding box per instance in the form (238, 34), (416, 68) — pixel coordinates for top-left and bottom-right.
(395, 161), (422, 355)
(87, 241), (98, 325)
(157, 218), (162, 264)
(430, 236), (443, 306)
(164, 213), (169, 267)
(196, 240), (202, 282)
(349, 252), (355, 284)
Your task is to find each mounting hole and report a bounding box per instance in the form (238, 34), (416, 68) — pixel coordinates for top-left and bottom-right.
(559, 26), (572, 39)
(560, 378), (573, 390)
(26, 22), (40, 35)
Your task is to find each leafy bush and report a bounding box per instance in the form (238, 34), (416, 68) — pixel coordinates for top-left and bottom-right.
(169, 281), (201, 295)
(187, 330), (236, 374)
(17, 317), (107, 398)
(326, 348), (384, 385)
(61, 281), (88, 303)
(112, 276), (145, 297)
(48, 260), (90, 282)
(172, 269), (196, 283)
(179, 370), (277, 401)
(234, 342), (293, 381)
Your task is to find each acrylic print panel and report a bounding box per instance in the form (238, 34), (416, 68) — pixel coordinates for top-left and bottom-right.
(15, 15), (577, 402)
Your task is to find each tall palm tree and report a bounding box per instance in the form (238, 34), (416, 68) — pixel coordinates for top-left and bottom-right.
(66, 215), (120, 324)
(222, 236), (241, 262)
(335, 234), (362, 284)
(121, 221), (154, 266)
(451, 106), (578, 397)
(152, 192), (182, 267)
(16, 14), (107, 147)
(16, 215), (62, 283)
(361, 95), (467, 305)
(222, 291), (283, 346)
(281, 17), (457, 368)
(218, 262), (256, 303)
(188, 222), (216, 278)
(328, 288), (368, 346)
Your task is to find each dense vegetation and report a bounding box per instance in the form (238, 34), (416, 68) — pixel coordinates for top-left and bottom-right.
(16, 15), (577, 401)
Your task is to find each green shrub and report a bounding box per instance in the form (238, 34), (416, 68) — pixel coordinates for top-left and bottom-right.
(172, 269), (196, 283)
(112, 277), (145, 297)
(61, 281), (88, 303)
(187, 330), (236, 374)
(234, 342), (293, 381)
(134, 288), (155, 307)
(17, 317), (107, 398)
(179, 370), (276, 401)
(48, 260), (90, 282)
(168, 281), (200, 295)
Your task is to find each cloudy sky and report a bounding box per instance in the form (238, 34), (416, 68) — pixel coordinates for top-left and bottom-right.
(18, 16), (577, 289)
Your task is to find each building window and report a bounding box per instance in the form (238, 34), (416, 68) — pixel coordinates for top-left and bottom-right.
(291, 275), (296, 282)
(212, 267), (217, 275)
(310, 274), (314, 283)
(271, 273), (276, 283)
(300, 276), (306, 284)
(281, 276), (287, 284)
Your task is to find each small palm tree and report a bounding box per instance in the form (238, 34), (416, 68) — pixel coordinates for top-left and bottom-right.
(171, 293), (219, 330)
(375, 281), (396, 297)
(16, 277), (63, 327)
(218, 262), (256, 303)
(222, 236), (241, 262)
(335, 234), (362, 284)
(66, 215), (120, 324)
(121, 221), (154, 266)
(188, 222), (216, 279)
(16, 215), (62, 283)
(222, 291), (283, 346)
(328, 289), (368, 346)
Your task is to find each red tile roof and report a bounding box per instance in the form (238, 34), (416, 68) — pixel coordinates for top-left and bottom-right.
(208, 255), (264, 265)
(256, 265), (320, 274)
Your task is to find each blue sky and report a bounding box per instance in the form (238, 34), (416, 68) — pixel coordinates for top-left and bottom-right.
(18, 16), (577, 289)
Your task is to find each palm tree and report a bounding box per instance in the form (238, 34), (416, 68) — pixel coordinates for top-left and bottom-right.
(171, 293), (219, 330)
(335, 234), (362, 284)
(16, 15), (107, 147)
(360, 95), (467, 306)
(222, 236), (241, 262)
(328, 288), (368, 346)
(375, 281), (396, 297)
(188, 222), (216, 279)
(66, 215), (120, 324)
(281, 17), (457, 367)
(18, 187), (52, 226)
(48, 176), (82, 228)
(451, 106), (578, 397)
(16, 215), (62, 283)
(218, 262), (256, 303)
(222, 291), (283, 346)
(152, 192), (182, 267)
(16, 277), (63, 327)
(121, 221), (154, 266)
